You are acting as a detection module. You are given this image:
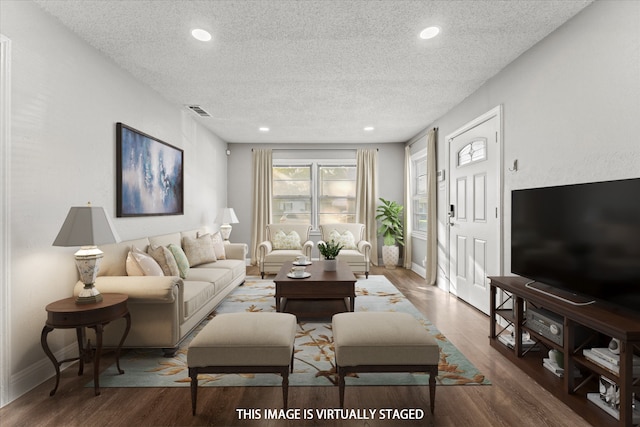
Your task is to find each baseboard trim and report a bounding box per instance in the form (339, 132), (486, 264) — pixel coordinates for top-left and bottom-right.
(8, 341), (78, 404)
(411, 262), (426, 279)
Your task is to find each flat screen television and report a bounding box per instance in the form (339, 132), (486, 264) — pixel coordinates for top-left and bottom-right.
(511, 177), (640, 314)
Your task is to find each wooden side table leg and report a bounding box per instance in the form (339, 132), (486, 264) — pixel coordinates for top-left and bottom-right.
(114, 312), (131, 375)
(75, 327), (85, 376)
(41, 325), (60, 397)
(93, 324), (104, 396)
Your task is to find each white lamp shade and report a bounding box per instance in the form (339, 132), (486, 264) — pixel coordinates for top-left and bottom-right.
(53, 206), (118, 247)
(215, 207), (239, 225)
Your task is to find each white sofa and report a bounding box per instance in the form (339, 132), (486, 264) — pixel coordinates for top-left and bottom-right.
(73, 228), (246, 356)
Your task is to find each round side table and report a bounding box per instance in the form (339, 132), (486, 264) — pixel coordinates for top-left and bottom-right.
(41, 293), (131, 396)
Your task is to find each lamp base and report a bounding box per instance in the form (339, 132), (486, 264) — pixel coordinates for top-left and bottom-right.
(220, 223), (232, 241)
(74, 247), (104, 304)
(76, 284), (103, 305)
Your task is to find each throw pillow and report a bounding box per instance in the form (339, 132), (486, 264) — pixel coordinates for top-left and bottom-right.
(168, 243), (190, 279)
(328, 230), (357, 250)
(272, 230), (302, 250)
(147, 244), (181, 276)
(126, 246), (164, 276)
(200, 231), (226, 260)
(182, 234), (217, 267)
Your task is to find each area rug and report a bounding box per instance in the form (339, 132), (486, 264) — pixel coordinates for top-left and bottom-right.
(90, 275), (489, 388)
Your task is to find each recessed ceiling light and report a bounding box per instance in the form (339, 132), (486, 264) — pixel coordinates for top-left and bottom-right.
(364, 126), (374, 131)
(419, 26), (440, 40)
(259, 127), (270, 132)
(191, 29), (212, 42)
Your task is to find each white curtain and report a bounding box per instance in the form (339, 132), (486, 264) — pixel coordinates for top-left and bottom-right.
(355, 149), (378, 266)
(403, 145), (412, 269)
(250, 149), (272, 265)
(426, 129), (438, 285)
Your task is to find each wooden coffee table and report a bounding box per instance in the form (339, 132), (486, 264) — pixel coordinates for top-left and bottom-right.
(274, 261), (357, 319)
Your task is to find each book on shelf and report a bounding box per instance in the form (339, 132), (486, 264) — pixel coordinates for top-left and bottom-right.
(583, 349), (640, 376)
(498, 333), (540, 351)
(587, 393), (640, 423)
(590, 347), (640, 367)
(542, 358), (580, 377)
(543, 361), (563, 377)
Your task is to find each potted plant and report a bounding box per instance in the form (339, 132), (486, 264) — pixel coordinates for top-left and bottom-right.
(317, 240), (343, 271)
(375, 198), (404, 269)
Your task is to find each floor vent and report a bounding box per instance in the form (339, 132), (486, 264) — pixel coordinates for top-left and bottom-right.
(186, 105), (211, 117)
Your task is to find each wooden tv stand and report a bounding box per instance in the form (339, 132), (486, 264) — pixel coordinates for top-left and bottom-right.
(489, 276), (640, 427)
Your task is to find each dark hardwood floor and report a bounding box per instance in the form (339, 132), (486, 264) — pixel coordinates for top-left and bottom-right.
(0, 266), (591, 426)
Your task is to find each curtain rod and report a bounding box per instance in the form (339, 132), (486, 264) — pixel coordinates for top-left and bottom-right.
(408, 127), (438, 147)
(252, 148), (378, 151)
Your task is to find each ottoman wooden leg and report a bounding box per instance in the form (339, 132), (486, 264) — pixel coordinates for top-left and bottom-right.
(429, 366), (437, 414)
(338, 366), (346, 408)
(189, 368), (198, 415)
(281, 368), (289, 410)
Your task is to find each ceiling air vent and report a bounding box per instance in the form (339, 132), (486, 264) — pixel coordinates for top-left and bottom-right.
(186, 105), (211, 117)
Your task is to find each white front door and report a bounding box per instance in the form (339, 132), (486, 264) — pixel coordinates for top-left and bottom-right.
(447, 107), (502, 315)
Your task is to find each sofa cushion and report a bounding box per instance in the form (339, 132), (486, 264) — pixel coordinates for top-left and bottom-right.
(185, 267), (232, 291)
(182, 234), (217, 267)
(328, 229), (357, 250)
(182, 281), (217, 319)
(148, 232), (182, 248)
(98, 238), (150, 276)
(210, 232), (226, 260)
(198, 259), (245, 283)
(147, 245), (181, 276)
(126, 247), (164, 276)
(336, 249), (367, 263)
(168, 243), (190, 279)
(272, 230), (302, 250)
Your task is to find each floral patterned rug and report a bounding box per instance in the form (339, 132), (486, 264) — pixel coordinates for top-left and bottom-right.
(90, 275), (489, 388)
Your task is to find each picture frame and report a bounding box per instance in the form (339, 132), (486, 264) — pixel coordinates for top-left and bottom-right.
(116, 123), (184, 217)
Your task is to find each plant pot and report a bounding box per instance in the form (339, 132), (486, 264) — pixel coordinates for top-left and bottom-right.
(324, 259), (337, 271)
(381, 245), (399, 269)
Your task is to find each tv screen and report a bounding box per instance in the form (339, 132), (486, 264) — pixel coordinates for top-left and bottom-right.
(511, 178), (640, 314)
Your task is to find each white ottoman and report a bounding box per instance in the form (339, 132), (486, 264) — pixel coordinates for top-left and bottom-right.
(332, 312), (439, 413)
(187, 312), (297, 415)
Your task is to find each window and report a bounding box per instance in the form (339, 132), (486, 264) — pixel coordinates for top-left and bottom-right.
(412, 150), (428, 236)
(457, 138), (486, 167)
(273, 161), (356, 228)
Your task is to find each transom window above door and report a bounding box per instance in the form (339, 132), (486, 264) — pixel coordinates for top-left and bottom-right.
(457, 138), (487, 167)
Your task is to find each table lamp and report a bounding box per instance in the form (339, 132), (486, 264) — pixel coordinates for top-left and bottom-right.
(53, 204), (118, 304)
(215, 207), (239, 241)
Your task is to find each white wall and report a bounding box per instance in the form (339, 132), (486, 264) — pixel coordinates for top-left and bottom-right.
(226, 143), (405, 260)
(1, 1), (228, 404)
(408, 0), (640, 289)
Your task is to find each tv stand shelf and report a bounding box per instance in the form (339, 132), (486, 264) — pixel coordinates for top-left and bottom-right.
(490, 276), (640, 427)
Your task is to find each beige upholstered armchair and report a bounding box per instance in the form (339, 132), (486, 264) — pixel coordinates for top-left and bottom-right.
(258, 224), (314, 278)
(318, 223), (371, 278)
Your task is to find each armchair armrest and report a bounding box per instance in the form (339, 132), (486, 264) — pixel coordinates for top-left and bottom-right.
(302, 240), (314, 258)
(73, 276), (182, 303)
(357, 240), (372, 257)
(257, 240), (273, 259)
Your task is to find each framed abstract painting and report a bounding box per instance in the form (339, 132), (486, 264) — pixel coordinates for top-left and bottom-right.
(116, 123), (184, 217)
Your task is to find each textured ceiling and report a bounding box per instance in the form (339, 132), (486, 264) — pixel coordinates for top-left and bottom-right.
(35, 0), (592, 144)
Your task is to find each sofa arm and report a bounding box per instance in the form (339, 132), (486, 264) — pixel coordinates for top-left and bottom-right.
(73, 276), (182, 303)
(224, 242), (247, 260)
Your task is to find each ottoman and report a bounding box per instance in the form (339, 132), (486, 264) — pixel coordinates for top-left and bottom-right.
(332, 312), (439, 413)
(187, 312), (297, 415)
